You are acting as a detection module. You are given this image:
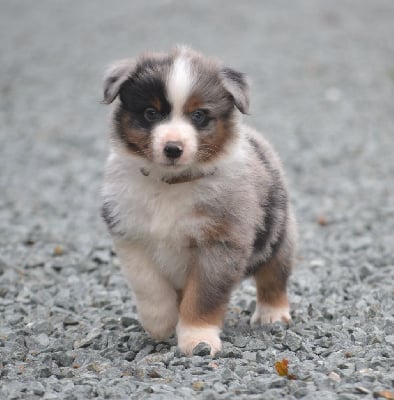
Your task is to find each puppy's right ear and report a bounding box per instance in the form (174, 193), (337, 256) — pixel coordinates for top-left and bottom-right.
(102, 59), (135, 104)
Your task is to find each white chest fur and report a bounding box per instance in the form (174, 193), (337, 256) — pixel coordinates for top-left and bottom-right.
(103, 154), (202, 288)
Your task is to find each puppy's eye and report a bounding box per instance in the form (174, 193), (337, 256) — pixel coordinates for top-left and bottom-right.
(190, 109), (207, 126)
(144, 107), (161, 122)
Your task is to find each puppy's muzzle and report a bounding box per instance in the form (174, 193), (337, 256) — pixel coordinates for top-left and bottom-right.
(164, 141), (183, 159)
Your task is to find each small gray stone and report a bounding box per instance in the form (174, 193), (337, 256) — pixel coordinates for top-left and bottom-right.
(73, 328), (103, 349)
(63, 316), (79, 326)
(283, 331), (302, 351)
(36, 333), (50, 347)
(37, 367), (52, 378)
(221, 368), (234, 381)
(52, 351), (74, 367)
(125, 351), (136, 362)
(232, 335), (249, 348)
(31, 382), (45, 396)
(193, 342), (211, 356)
(120, 316), (139, 328)
(384, 334), (394, 346)
(260, 388), (286, 400)
(246, 337), (267, 351)
(134, 344), (155, 362)
(242, 350), (256, 361)
(218, 342), (243, 358)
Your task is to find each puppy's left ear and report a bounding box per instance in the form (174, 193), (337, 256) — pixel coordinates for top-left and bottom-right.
(102, 59), (135, 104)
(220, 67), (250, 114)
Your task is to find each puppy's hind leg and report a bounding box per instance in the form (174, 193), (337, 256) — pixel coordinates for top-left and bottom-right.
(114, 240), (178, 340)
(251, 254), (291, 325)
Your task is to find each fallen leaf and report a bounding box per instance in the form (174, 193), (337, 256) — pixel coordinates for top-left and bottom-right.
(275, 359), (296, 380)
(192, 381), (204, 391)
(374, 390), (394, 400)
(53, 245), (64, 256)
(275, 359), (289, 376)
(316, 214), (328, 226)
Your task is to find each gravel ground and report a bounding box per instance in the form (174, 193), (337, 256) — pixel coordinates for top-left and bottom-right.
(1, 1), (394, 399)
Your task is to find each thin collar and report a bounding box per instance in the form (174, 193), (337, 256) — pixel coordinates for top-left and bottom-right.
(140, 167), (217, 185)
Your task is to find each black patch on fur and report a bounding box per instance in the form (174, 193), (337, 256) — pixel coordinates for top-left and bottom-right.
(101, 201), (122, 235)
(117, 57), (172, 131)
(248, 137), (269, 167)
(247, 137), (288, 272)
(119, 77), (171, 131)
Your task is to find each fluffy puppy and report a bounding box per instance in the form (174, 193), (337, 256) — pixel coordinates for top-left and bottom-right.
(101, 46), (297, 355)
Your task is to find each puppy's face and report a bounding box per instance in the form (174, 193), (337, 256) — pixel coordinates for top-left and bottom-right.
(103, 48), (249, 169)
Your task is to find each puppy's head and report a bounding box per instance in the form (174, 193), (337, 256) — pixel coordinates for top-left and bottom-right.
(103, 47), (249, 169)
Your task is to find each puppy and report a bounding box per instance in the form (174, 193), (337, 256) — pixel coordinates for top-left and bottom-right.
(101, 46), (297, 355)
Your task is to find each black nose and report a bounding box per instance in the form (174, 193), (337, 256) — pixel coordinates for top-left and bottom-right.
(164, 141), (183, 159)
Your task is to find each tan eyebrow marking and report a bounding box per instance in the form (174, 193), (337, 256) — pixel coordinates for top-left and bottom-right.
(151, 97), (162, 111)
(184, 94), (203, 114)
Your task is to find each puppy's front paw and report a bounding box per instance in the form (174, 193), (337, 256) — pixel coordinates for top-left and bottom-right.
(251, 303), (291, 325)
(137, 297), (178, 340)
(176, 322), (221, 356)
(144, 319), (177, 341)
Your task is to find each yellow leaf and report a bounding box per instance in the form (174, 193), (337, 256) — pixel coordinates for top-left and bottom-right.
(374, 390), (394, 400)
(53, 245), (64, 256)
(275, 359), (289, 377)
(275, 358), (297, 380)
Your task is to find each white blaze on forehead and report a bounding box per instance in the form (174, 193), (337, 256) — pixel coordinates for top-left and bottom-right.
(167, 56), (194, 115)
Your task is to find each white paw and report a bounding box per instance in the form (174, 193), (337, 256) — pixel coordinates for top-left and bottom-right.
(251, 303), (291, 325)
(137, 298), (178, 340)
(176, 322), (221, 356)
(144, 317), (177, 341)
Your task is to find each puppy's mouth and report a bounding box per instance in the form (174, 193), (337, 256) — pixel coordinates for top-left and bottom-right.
(160, 159), (190, 170)
(165, 159), (178, 167)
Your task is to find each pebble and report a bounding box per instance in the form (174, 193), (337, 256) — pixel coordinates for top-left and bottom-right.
(73, 328), (102, 349)
(384, 335), (394, 346)
(193, 342), (211, 356)
(328, 371), (341, 382)
(283, 331), (302, 351)
(134, 344), (155, 362)
(52, 351), (75, 367)
(120, 316), (139, 328)
(218, 343), (243, 358)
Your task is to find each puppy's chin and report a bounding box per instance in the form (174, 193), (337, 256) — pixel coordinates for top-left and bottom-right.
(157, 162), (193, 175)
(154, 157), (195, 171)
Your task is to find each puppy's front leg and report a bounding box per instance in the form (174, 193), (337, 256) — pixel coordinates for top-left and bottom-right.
(177, 243), (244, 356)
(114, 239), (178, 340)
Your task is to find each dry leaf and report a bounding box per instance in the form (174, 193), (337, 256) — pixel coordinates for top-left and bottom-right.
(192, 381), (204, 391)
(374, 390), (394, 400)
(53, 245), (64, 256)
(275, 359), (289, 376)
(316, 214), (328, 226)
(275, 359), (296, 380)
